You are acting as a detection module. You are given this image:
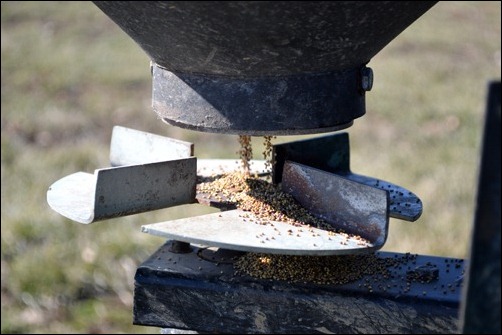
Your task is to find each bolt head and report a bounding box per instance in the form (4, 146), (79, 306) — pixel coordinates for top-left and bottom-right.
(361, 67), (374, 91)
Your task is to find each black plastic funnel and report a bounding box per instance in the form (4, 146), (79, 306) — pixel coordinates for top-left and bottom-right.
(93, 1), (437, 135)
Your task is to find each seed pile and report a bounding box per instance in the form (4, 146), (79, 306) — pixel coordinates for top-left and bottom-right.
(203, 135), (334, 228)
(197, 171), (340, 231)
(234, 252), (463, 291)
(234, 252), (396, 285)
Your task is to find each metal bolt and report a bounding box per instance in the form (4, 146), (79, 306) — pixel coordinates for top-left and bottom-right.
(360, 67), (374, 92)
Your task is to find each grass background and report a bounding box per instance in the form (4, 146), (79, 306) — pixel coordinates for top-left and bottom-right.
(1, 1), (500, 333)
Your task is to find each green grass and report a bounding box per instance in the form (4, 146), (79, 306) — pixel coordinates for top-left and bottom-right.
(1, 1), (500, 333)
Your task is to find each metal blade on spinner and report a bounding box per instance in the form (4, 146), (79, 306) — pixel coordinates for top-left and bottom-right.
(141, 209), (379, 256)
(47, 126), (197, 224)
(281, 160), (390, 248)
(47, 159), (197, 224)
(273, 132), (423, 222)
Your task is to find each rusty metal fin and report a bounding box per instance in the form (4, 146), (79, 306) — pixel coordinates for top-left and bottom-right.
(273, 133), (422, 221)
(282, 161), (390, 247)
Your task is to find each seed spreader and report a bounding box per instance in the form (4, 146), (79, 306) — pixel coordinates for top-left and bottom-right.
(46, 1), (500, 333)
